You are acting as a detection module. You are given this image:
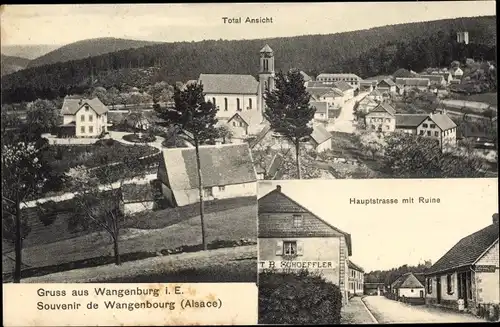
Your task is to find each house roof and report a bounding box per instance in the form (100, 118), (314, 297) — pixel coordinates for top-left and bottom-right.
(360, 80), (378, 86)
(348, 260), (364, 272)
(378, 78), (396, 87)
(258, 186), (352, 255)
(267, 153), (284, 180)
(395, 114), (428, 128)
(250, 123), (272, 149)
(370, 103), (396, 116)
(160, 143), (257, 190)
(260, 44), (273, 53)
(428, 113), (457, 131)
(310, 124), (332, 144)
(418, 74), (445, 83)
(300, 71), (312, 82)
(426, 223), (499, 275)
(307, 87), (338, 99)
(395, 78), (430, 87)
(392, 273), (425, 289)
(333, 81), (353, 92)
(198, 73), (259, 95)
(228, 110), (263, 127)
(317, 73), (361, 80)
(305, 81), (331, 88)
(61, 96), (108, 115)
(121, 183), (154, 204)
(310, 101), (328, 114)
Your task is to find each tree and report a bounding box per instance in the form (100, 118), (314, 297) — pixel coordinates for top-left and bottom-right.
(66, 147), (145, 265)
(126, 109), (147, 134)
(25, 99), (60, 138)
(264, 69), (316, 179)
(107, 87), (120, 109)
(383, 132), (486, 178)
(91, 86), (109, 104)
(154, 83), (218, 250)
(357, 131), (387, 160)
(216, 124), (233, 144)
(2, 141), (54, 282)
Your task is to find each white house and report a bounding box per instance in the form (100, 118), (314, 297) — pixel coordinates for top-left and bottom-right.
(307, 124), (332, 152)
(451, 67), (464, 79)
(226, 110), (267, 140)
(333, 81), (355, 102)
(157, 143), (257, 207)
(258, 185), (353, 305)
(307, 86), (344, 109)
(425, 214), (499, 314)
(348, 260), (365, 296)
(391, 272), (426, 299)
(60, 96), (109, 138)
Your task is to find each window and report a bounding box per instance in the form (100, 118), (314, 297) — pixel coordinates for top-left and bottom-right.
(203, 187), (213, 197)
(212, 97), (216, 107)
(89, 126), (93, 133)
(81, 115), (85, 122)
(427, 131), (431, 136)
(80, 126), (85, 134)
(283, 241), (297, 256)
(218, 186), (225, 192)
(427, 278), (432, 294)
(423, 123), (428, 128)
(430, 124), (436, 128)
(237, 98), (241, 111)
(248, 99), (252, 109)
(85, 105), (89, 112)
(293, 214), (303, 228)
(434, 131), (439, 137)
(419, 130), (424, 135)
(446, 274), (454, 295)
(385, 125), (390, 130)
(232, 121), (236, 127)
(88, 115), (93, 122)
(224, 98), (228, 111)
(385, 118), (390, 123)
(411, 289), (414, 292)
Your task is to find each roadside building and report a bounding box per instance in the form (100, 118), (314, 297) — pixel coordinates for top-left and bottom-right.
(59, 96), (109, 138)
(391, 272), (426, 303)
(316, 73), (362, 90)
(157, 143), (257, 207)
(425, 214), (499, 315)
(258, 185), (353, 305)
(364, 103), (396, 133)
(395, 78), (431, 92)
(418, 74), (446, 87)
(356, 96), (379, 114)
(364, 283), (386, 296)
(359, 80), (378, 92)
(348, 260), (365, 296)
(376, 79), (397, 94)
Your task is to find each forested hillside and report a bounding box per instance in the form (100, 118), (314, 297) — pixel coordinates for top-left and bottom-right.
(365, 262), (432, 285)
(1, 55), (31, 76)
(27, 37), (162, 68)
(1, 16), (496, 104)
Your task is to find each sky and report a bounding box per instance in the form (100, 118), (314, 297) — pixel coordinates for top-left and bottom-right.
(258, 178), (498, 273)
(0, 2), (496, 46)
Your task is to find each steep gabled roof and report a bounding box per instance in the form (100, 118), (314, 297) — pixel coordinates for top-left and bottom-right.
(333, 81), (353, 92)
(199, 73), (259, 95)
(309, 124), (332, 144)
(392, 272), (425, 289)
(348, 260), (365, 273)
(250, 123), (272, 149)
(160, 143), (257, 190)
(260, 44), (273, 53)
(378, 78), (396, 87)
(307, 87), (337, 98)
(426, 223), (499, 275)
(300, 71), (312, 82)
(369, 103), (396, 116)
(228, 110), (263, 127)
(427, 113), (457, 131)
(259, 187), (352, 255)
(395, 114), (428, 128)
(61, 96), (108, 115)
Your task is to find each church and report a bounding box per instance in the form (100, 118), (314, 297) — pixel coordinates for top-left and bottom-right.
(197, 44), (276, 132)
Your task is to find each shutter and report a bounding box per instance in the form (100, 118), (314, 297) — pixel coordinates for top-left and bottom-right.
(275, 241), (283, 256)
(297, 241), (304, 256)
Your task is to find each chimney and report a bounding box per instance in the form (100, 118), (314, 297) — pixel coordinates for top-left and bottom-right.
(276, 185), (281, 192)
(493, 213), (499, 225)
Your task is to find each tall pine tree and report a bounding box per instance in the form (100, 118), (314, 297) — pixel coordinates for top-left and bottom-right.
(264, 69), (316, 179)
(154, 83), (218, 250)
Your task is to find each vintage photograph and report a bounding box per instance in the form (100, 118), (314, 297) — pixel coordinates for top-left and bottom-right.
(0, 0), (496, 289)
(257, 179), (499, 324)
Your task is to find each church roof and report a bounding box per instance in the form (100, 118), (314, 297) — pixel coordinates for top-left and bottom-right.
(260, 44), (273, 53)
(198, 74), (259, 95)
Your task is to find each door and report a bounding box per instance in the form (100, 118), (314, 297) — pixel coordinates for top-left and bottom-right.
(436, 276), (442, 304)
(420, 290), (424, 298)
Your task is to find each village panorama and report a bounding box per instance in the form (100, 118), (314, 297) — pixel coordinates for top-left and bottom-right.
(1, 5), (497, 323)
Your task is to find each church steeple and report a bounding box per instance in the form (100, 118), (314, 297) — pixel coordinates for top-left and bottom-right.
(258, 44), (276, 119)
(260, 44), (275, 74)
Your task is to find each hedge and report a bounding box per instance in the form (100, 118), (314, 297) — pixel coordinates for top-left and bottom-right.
(258, 270), (342, 325)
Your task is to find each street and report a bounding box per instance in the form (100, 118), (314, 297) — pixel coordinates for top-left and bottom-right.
(362, 296), (486, 324)
(329, 92), (368, 134)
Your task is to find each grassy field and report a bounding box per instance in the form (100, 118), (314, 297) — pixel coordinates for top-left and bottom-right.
(2, 197), (257, 276)
(449, 92), (497, 107)
(21, 246), (257, 283)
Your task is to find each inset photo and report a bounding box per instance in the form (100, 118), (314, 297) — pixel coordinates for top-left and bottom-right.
(257, 179), (498, 325)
